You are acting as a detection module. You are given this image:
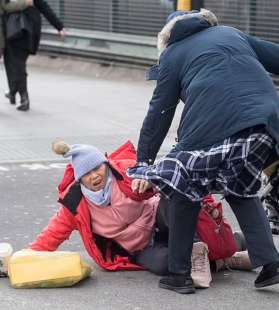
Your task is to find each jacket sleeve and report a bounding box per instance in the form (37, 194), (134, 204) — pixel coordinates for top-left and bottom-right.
(34, 0), (63, 31)
(2, 0), (29, 13)
(246, 34), (279, 74)
(30, 205), (77, 251)
(137, 58), (180, 164)
(0, 9), (4, 50)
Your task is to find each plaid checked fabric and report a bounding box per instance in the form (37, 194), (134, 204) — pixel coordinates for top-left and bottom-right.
(127, 126), (275, 201)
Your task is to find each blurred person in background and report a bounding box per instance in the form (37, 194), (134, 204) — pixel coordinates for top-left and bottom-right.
(127, 9), (279, 294)
(3, 0), (65, 111)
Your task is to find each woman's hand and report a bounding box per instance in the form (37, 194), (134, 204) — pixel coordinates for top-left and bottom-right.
(58, 28), (66, 39)
(131, 179), (152, 194)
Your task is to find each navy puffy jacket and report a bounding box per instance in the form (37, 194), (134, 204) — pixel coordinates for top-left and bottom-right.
(137, 12), (279, 164)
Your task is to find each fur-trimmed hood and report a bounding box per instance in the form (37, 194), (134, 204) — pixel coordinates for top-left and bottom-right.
(158, 9), (218, 54)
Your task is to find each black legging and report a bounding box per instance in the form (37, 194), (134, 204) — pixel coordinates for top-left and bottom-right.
(135, 197), (201, 275)
(4, 42), (29, 96)
(134, 198), (170, 275)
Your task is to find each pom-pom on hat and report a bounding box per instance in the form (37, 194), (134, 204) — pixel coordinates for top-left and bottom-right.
(52, 141), (107, 181)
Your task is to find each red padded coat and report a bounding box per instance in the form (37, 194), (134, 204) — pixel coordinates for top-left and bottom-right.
(31, 141), (237, 270)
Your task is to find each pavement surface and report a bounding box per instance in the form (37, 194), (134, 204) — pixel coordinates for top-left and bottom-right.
(0, 55), (279, 310)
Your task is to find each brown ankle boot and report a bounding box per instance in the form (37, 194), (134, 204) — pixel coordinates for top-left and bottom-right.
(215, 251), (253, 271)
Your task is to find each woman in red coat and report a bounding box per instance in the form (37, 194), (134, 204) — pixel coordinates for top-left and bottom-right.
(30, 140), (250, 285)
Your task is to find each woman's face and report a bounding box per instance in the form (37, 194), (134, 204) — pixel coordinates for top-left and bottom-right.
(80, 163), (108, 192)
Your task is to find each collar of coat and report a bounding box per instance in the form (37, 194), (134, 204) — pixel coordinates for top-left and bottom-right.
(157, 9), (218, 55)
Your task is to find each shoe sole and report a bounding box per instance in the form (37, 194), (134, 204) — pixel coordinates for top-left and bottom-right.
(17, 106), (30, 111)
(159, 282), (195, 294)
(255, 273), (279, 288)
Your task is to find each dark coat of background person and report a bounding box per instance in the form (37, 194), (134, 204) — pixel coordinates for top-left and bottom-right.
(13, 0), (63, 54)
(137, 16), (279, 164)
(3, 0), (63, 111)
(0, 0), (28, 52)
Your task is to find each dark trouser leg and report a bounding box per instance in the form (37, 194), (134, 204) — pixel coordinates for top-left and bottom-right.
(134, 244), (169, 276)
(3, 43), (29, 97)
(16, 50), (29, 98)
(226, 195), (279, 267)
(168, 191), (202, 274)
(4, 45), (17, 95)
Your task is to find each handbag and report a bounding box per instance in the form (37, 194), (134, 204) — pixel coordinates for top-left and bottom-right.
(197, 196), (238, 261)
(5, 11), (32, 41)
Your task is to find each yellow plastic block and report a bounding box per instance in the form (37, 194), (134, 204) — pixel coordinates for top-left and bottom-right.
(8, 250), (92, 288)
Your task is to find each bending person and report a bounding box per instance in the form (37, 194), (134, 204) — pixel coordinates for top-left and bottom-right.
(127, 9), (279, 294)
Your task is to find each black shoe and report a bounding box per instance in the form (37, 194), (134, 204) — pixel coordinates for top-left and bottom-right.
(159, 273), (195, 294)
(17, 93), (30, 111)
(233, 231), (247, 251)
(5, 92), (16, 104)
(255, 261), (279, 288)
(17, 103), (30, 111)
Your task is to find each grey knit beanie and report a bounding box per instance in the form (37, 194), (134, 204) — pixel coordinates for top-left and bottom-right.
(52, 141), (107, 181)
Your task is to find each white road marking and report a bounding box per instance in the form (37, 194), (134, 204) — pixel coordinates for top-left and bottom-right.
(0, 166), (9, 171)
(0, 162), (67, 172)
(21, 164), (52, 170)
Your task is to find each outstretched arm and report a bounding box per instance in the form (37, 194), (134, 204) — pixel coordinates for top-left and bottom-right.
(246, 34), (279, 75)
(137, 59), (180, 165)
(34, 0), (63, 31)
(30, 206), (77, 251)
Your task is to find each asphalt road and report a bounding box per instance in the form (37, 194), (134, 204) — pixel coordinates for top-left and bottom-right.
(0, 56), (279, 310)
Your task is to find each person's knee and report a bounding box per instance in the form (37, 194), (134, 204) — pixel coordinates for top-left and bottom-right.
(135, 245), (169, 276)
(149, 256), (168, 276)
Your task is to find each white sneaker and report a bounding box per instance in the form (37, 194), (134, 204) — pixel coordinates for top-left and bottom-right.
(191, 242), (212, 288)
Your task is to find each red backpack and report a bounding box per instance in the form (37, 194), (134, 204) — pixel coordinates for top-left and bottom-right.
(197, 195), (238, 260)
